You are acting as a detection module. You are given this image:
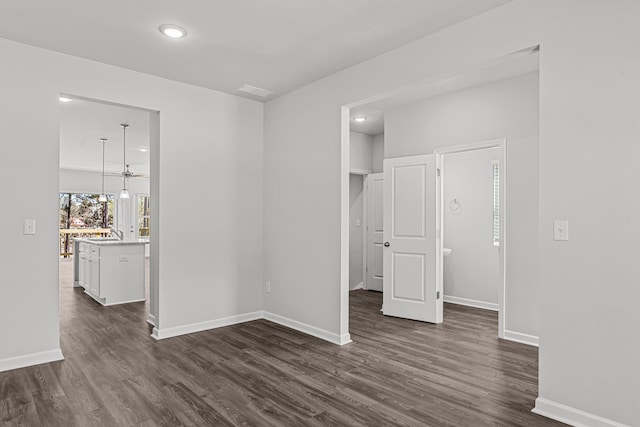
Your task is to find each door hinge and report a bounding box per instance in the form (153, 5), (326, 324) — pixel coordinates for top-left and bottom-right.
(436, 291), (440, 299)
(436, 230), (441, 238)
(436, 168), (441, 177)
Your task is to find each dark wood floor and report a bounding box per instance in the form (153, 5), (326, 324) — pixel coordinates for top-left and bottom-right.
(0, 262), (563, 426)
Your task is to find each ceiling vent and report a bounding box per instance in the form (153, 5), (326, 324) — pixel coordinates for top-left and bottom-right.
(235, 84), (275, 99)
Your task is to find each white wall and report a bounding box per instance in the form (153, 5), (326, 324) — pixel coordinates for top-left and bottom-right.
(349, 174), (364, 290)
(349, 131), (373, 171)
(0, 37), (264, 369)
(264, 1), (640, 425)
(443, 148), (500, 307)
(372, 134), (384, 173)
(386, 73), (539, 337)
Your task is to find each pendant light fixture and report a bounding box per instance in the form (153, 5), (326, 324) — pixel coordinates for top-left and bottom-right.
(98, 138), (108, 202)
(119, 123), (130, 199)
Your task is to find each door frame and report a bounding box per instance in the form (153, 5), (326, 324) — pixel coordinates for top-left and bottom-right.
(434, 138), (507, 339)
(58, 94), (160, 333)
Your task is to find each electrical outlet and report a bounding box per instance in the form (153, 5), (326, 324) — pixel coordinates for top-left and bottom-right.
(265, 282), (271, 293)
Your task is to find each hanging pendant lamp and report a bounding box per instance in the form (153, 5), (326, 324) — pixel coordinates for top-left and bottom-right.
(98, 138), (108, 202)
(119, 123), (130, 199)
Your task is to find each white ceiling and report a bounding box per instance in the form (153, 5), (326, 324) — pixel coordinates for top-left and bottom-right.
(0, 0), (511, 100)
(350, 47), (539, 136)
(60, 99), (150, 175)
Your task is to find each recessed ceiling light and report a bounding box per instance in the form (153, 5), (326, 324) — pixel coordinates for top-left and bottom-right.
(353, 116), (367, 122)
(138, 148), (148, 152)
(159, 24), (187, 38)
(59, 96), (73, 103)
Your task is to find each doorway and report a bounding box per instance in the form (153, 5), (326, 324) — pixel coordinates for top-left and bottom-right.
(58, 94), (158, 330)
(348, 126), (385, 294)
(363, 173), (383, 292)
(436, 140), (506, 337)
(340, 47), (539, 343)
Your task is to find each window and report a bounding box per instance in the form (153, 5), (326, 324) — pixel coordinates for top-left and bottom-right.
(137, 195), (150, 237)
(59, 193), (114, 257)
(59, 193), (114, 229)
(492, 160), (500, 246)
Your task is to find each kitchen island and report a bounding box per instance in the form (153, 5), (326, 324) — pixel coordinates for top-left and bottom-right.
(72, 238), (147, 306)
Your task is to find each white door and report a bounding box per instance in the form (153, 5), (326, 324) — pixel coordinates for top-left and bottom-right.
(383, 155), (443, 323)
(365, 173), (384, 291)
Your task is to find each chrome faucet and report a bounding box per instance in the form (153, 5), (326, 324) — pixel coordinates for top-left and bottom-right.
(110, 228), (124, 240)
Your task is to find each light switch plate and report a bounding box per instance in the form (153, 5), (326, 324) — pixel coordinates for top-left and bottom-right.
(553, 220), (569, 241)
(23, 219), (36, 235)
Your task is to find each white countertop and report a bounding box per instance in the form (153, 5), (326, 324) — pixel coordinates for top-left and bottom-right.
(74, 237), (149, 246)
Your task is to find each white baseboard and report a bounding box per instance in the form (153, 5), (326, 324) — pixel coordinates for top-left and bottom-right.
(503, 329), (539, 347)
(151, 311), (263, 340)
(263, 311), (352, 345)
(0, 348), (64, 373)
(444, 295), (499, 311)
(146, 313), (156, 326)
(350, 281), (364, 291)
(533, 397), (629, 427)
(103, 298), (146, 306)
(149, 310), (352, 346)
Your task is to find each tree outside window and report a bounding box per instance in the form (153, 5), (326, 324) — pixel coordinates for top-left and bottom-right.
(60, 193), (114, 229)
(137, 195), (150, 237)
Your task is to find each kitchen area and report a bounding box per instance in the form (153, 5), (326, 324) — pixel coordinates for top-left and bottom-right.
(72, 237), (147, 306)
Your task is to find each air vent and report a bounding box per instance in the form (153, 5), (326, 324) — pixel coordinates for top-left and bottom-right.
(235, 84), (275, 99)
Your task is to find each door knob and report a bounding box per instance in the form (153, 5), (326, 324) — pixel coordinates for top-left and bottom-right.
(384, 242), (390, 247)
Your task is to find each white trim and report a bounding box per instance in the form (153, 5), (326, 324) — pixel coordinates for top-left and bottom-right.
(264, 311), (352, 345)
(503, 329), (539, 347)
(435, 138), (507, 340)
(533, 397), (629, 427)
(0, 348), (64, 373)
(349, 168), (371, 175)
(444, 295), (498, 311)
(362, 174), (369, 290)
(103, 297), (146, 306)
(146, 313), (156, 326)
(149, 310), (353, 346)
(340, 106), (351, 343)
(151, 311), (263, 340)
(434, 138), (505, 155)
(350, 281), (364, 291)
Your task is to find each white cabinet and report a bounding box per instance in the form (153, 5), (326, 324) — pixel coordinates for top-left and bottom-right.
(72, 239), (145, 306)
(78, 252), (86, 288)
(77, 243), (88, 289)
(87, 253), (100, 297)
